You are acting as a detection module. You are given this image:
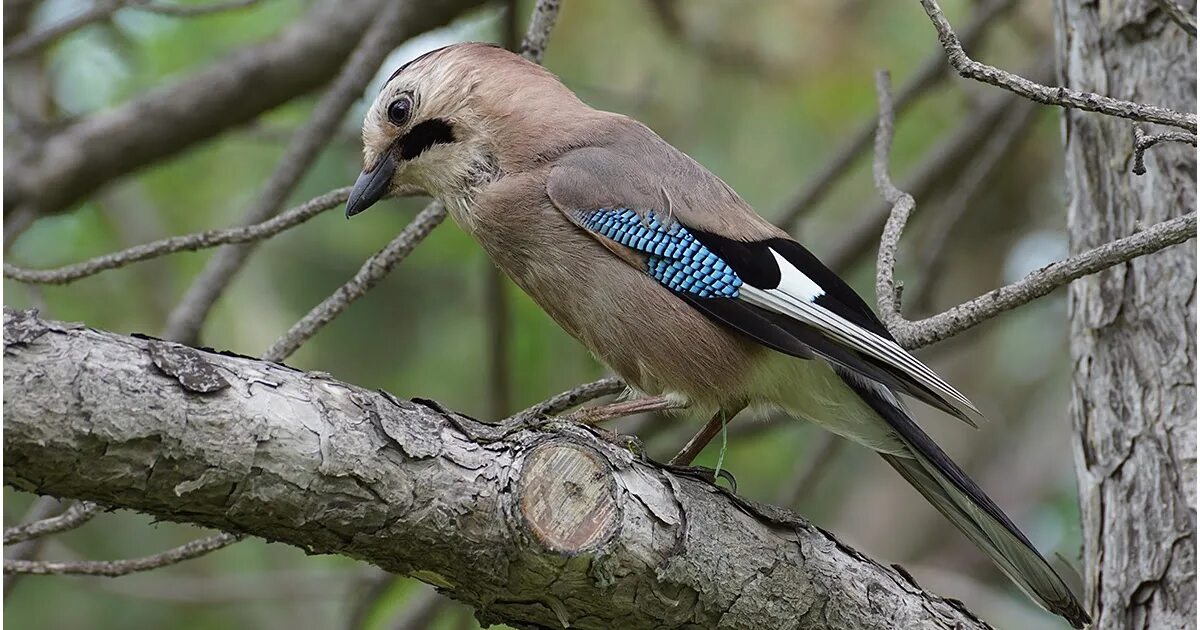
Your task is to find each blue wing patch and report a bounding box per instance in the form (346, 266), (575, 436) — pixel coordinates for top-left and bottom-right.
(578, 208), (742, 298)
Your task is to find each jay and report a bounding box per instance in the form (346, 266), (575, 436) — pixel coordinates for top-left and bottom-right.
(345, 42), (1089, 628)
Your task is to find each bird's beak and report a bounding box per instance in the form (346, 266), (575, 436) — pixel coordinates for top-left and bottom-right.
(346, 152), (397, 218)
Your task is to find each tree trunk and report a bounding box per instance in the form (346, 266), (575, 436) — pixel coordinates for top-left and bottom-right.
(1056, 2), (1197, 628)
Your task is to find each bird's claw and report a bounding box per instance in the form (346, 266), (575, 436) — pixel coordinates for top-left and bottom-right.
(660, 463), (738, 493)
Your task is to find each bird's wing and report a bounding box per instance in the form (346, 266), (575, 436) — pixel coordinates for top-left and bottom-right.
(546, 141), (980, 424)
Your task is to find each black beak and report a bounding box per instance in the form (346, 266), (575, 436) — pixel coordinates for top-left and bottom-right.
(346, 152), (397, 218)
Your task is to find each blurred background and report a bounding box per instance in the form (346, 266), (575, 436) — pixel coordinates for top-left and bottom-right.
(4, 0), (1083, 628)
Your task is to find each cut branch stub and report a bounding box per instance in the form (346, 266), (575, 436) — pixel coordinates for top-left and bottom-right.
(518, 441), (620, 553)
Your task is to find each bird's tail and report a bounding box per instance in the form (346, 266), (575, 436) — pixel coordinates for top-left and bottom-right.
(848, 380), (1091, 627)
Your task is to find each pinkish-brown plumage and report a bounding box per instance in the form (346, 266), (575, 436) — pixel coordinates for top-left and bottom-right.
(344, 42), (1090, 628)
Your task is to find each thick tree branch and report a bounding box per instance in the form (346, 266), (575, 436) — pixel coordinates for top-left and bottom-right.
(2, 309), (989, 630)
(2, 0), (485, 218)
(919, 0), (1197, 132)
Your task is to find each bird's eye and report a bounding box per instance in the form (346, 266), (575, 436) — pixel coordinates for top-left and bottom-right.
(387, 96), (413, 126)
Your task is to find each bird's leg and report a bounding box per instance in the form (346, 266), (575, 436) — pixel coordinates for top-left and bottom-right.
(659, 407), (745, 491)
(669, 406), (744, 466)
(562, 394), (685, 425)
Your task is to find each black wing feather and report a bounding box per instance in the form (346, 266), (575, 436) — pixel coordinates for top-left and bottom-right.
(683, 230), (973, 420)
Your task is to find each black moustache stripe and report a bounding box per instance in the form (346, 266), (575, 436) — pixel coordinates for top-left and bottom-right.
(398, 118), (456, 160)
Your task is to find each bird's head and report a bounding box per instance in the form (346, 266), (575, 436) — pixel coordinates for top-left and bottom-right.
(346, 42), (584, 218)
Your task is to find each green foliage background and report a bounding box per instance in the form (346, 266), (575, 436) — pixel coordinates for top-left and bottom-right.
(5, 1), (1080, 628)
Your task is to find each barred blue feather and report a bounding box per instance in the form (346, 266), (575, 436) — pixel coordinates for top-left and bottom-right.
(578, 208), (742, 298)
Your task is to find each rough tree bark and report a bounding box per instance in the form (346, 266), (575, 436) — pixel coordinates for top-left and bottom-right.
(1055, 1), (1197, 628)
(3, 309), (990, 630)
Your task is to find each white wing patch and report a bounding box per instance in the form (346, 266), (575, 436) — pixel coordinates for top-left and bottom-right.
(740, 283), (980, 421)
(769, 248), (825, 301)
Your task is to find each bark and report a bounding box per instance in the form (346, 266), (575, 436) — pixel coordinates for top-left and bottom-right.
(1055, 1), (1197, 628)
(2, 309), (991, 630)
(2, 0), (485, 217)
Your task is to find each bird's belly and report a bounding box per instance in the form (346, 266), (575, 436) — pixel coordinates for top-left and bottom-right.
(478, 226), (761, 409)
(748, 353), (906, 454)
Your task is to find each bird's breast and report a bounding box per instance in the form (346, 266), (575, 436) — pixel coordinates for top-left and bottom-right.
(466, 193), (761, 407)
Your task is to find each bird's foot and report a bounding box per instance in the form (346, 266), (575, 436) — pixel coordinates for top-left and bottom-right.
(660, 463), (738, 492)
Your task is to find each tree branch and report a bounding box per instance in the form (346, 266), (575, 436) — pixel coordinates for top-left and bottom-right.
(1153, 0), (1197, 36)
(919, 0), (1197, 132)
(3, 0), (264, 60)
(3, 188), (352, 285)
(161, 0), (433, 344)
(1132, 127), (1197, 175)
(2, 0), (485, 218)
(909, 99), (1040, 313)
(3, 501), (100, 545)
(260, 201), (446, 362)
(895, 212), (1196, 349)
(822, 77), (1025, 273)
(776, 0), (1017, 232)
(5, 533), (242, 576)
(870, 72), (1198, 350)
(2, 308), (990, 630)
(259, 0), (566, 362)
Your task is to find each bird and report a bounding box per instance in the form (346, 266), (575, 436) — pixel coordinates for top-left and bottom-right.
(345, 42), (1090, 628)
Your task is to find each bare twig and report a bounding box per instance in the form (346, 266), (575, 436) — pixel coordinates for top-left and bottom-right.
(3, 0), (123, 60)
(822, 84), (1020, 273)
(871, 69), (1197, 348)
(822, 57), (1053, 273)
(871, 71), (910, 327)
(507, 377), (627, 424)
(4, 501), (101, 545)
(919, 0), (1197, 132)
(4, 533), (242, 577)
(261, 0), (566, 362)
(260, 202), (447, 362)
(519, 0), (561, 63)
(1154, 0), (1197, 36)
(896, 212), (1197, 349)
(2, 497), (63, 597)
(162, 0), (419, 344)
(910, 99), (1040, 313)
(776, 0), (1017, 231)
(1132, 127), (1197, 175)
(3, 188), (353, 285)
